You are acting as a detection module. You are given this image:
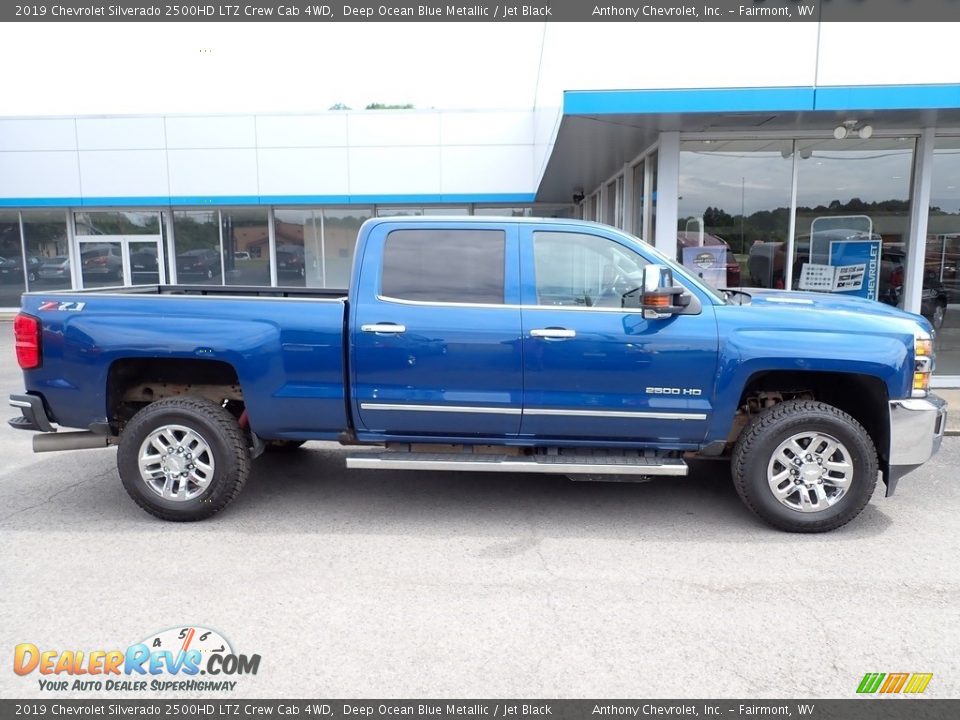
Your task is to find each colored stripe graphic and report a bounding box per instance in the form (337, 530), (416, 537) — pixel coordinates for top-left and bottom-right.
(880, 673), (910, 693)
(903, 674), (934, 694)
(857, 672), (933, 694)
(857, 673), (885, 693)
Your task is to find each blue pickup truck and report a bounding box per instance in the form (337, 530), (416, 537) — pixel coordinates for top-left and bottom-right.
(9, 217), (947, 532)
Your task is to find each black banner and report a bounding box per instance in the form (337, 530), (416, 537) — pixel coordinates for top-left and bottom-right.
(2, 700), (960, 720)
(5, 0), (960, 23)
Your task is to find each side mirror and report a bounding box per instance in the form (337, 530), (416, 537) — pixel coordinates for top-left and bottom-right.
(622, 264), (689, 319)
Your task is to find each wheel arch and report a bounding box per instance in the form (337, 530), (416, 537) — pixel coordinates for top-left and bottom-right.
(733, 370), (890, 464)
(106, 357), (244, 432)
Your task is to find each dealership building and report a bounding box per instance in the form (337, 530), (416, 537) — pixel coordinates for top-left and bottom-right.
(1, 23), (959, 384)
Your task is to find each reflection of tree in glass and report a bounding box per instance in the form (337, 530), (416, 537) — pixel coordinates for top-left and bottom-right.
(688, 199), (913, 255)
(76, 212), (160, 236)
(173, 214), (219, 252)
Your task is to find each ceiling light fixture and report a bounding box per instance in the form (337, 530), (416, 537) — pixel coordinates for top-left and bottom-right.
(834, 120), (874, 140)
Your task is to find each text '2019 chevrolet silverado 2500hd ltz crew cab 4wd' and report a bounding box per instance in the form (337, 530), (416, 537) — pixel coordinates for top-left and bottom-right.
(9, 217), (948, 532)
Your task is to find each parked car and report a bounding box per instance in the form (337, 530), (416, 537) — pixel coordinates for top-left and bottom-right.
(130, 246), (162, 283)
(176, 248), (221, 280)
(676, 231), (741, 287)
(0, 255), (42, 283)
(80, 246), (123, 281)
(233, 251), (251, 261)
(37, 256), (71, 282)
(8, 217), (946, 533)
(275, 244), (306, 280)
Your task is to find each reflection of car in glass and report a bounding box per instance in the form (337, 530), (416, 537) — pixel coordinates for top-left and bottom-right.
(275, 245), (306, 279)
(176, 248), (221, 280)
(38, 256), (71, 282)
(130, 246), (162, 282)
(81, 246), (123, 280)
(677, 232), (741, 287)
(0, 255), (42, 283)
(233, 251), (251, 261)
(748, 232), (948, 328)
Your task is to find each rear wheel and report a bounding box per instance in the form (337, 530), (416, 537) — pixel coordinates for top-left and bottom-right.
(117, 396), (250, 521)
(732, 400), (877, 532)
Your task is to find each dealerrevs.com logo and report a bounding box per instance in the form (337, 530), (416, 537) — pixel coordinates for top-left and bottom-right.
(14, 626), (260, 693)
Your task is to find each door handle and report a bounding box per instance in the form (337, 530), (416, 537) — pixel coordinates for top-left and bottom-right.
(361, 323), (406, 334)
(530, 328), (576, 339)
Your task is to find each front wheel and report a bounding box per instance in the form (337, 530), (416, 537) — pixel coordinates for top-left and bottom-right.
(732, 400), (877, 533)
(117, 396), (251, 521)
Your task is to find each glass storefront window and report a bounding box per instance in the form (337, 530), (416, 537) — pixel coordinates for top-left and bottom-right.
(631, 162), (645, 239)
(928, 137), (960, 375)
(322, 209), (371, 288)
(679, 140), (794, 290)
(0, 211), (26, 307)
(222, 209), (270, 286)
(474, 207), (534, 217)
(173, 211), (221, 285)
(75, 211), (161, 236)
(273, 209), (313, 287)
(23, 210), (71, 292)
(793, 137), (914, 309)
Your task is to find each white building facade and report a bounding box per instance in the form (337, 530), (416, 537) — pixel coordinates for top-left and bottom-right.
(1, 22), (959, 382)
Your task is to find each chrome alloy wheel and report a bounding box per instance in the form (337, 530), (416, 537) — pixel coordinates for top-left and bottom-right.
(138, 424), (216, 502)
(766, 431), (853, 513)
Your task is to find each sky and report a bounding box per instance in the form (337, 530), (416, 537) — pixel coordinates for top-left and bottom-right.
(1, 23), (548, 116)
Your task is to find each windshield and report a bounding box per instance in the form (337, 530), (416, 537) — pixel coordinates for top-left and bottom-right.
(614, 229), (728, 304)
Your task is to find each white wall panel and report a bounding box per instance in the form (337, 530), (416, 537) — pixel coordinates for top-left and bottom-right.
(167, 149), (259, 197)
(817, 23), (960, 86)
(78, 150), (169, 198)
(76, 117), (165, 150)
(349, 112), (440, 147)
(440, 146), (534, 194)
(349, 147), (441, 195)
(0, 152), (80, 198)
(440, 111), (533, 146)
(535, 23), (819, 109)
(257, 148), (349, 196)
(0, 119), (76, 152)
(165, 116), (256, 149)
(255, 115), (349, 148)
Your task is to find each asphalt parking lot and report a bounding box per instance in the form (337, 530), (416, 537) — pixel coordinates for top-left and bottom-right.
(1, 326), (958, 700)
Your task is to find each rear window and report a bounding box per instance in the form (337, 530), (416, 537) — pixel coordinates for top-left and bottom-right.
(381, 229), (505, 304)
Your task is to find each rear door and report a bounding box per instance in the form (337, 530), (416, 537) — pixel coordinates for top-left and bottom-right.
(518, 225), (718, 445)
(351, 222), (523, 438)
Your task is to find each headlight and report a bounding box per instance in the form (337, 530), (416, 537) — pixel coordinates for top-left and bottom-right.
(913, 329), (935, 397)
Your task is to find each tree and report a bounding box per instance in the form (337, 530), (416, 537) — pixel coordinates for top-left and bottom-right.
(328, 103), (352, 111)
(365, 103), (415, 110)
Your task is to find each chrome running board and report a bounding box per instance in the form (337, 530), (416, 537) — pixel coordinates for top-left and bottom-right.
(346, 451), (688, 476)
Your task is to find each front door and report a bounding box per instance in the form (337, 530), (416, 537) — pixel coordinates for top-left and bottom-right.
(77, 236), (165, 287)
(351, 222), (523, 439)
(518, 226), (718, 445)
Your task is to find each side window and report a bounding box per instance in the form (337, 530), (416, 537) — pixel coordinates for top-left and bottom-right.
(533, 231), (649, 308)
(382, 229), (505, 304)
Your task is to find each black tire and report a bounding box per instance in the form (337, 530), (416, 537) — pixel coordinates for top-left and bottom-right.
(265, 439), (307, 452)
(731, 400), (877, 533)
(117, 396), (251, 521)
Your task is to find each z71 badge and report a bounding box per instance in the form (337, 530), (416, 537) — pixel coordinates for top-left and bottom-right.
(38, 301), (86, 312)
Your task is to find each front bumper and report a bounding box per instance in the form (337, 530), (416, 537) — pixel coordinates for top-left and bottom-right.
(885, 393), (948, 495)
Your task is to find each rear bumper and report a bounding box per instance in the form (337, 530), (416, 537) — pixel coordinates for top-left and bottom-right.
(9, 393), (55, 432)
(885, 394), (948, 495)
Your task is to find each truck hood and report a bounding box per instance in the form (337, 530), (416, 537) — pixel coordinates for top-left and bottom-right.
(743, 289), (931, 329)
